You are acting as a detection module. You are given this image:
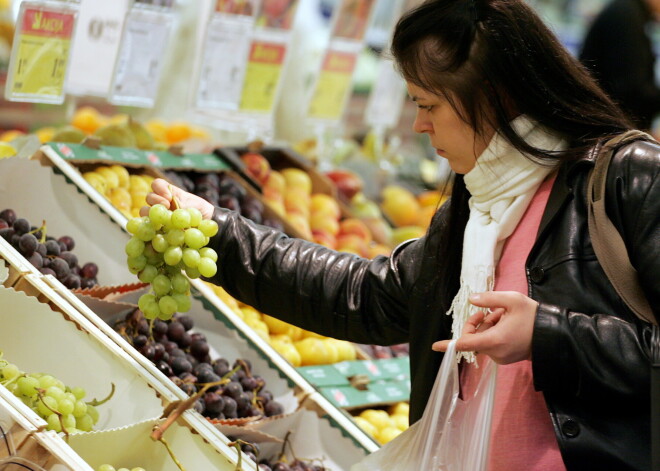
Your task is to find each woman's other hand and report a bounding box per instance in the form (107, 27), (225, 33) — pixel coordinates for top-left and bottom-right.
(432, 291), (538, 364)
(140, 178), (215, 220)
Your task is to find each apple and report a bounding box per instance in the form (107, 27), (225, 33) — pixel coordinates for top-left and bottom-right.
(325, 169), (364, 201)
(310, 193), (341, 220)
(338, 218), (372, 244)
(312, 229), (338, 249)
(241, 151), (271, 185)
(310, 213), (340, 236)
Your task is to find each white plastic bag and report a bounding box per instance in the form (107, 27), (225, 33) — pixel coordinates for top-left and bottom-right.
(351, 340), (498, 471)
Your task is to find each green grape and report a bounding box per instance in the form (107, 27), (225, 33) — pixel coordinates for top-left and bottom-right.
(125, 237), (146, 258)
(170, 273), (189, 294)
(65, 392), (77, 404)
(172, 293), (191, 313)
(185, 265), (201, 279)
(45, 386), (65, 401)
(158, 296), (177, 316)
(18, 376), (39, 397)
(198, 257), (218, 278)
(199, 247), (218, 262)
(165, 263), (185, 275)
(73, 400), (87, 417)
(151, 234), (169, 253)
(198, 219), (219, 237)
(182, 247), (200, 268)
(76, 414), (94, 432)
(143, 243), (162, 265)
(71, 386), (86, 400)
(187, 207), (202, 227)
(1, 363), (20, 380)
(58, 398), (74, 415)
(136, 221), (156, 242)
(138, 265), (159, 283)
(61, 413), (76, 430)
(164, 246), (183, 266)
(184, 228), (205, 249)
(47, 413), (62, 432)
(142, 301), (161, 320)
(97, 465), (115, 471)
(87, 404), (100, 424)
(127, 255), (148, 274)
(149, 204), (171, 226)
(151, 275), (172, 296)
(171, 209), (191, 229)
(165, 228), (185, 247)
(125, 217), (141, 235)
(38, 375), (57, 390)
(36, 396), (58, 416)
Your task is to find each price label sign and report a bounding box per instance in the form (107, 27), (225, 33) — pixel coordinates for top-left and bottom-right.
(66, 0), (129, 97)
(195, 15), (254, 111)
(5, 1), (78, 104)
(109, 5), (173, 108)
(307, 48), (358, 121)
(364, 58), (406, 129)
(239, 40), (286, 113)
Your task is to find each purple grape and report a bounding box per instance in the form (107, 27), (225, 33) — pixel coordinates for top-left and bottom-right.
(59, 251), (78, 268)
(80, 262), (98, 279)
(80, 278), (96, 289)
(212, 358), (230, 376)
(264, 401), (284, 417)
(13, 218), (30, 235)
(45, 239), (60, 256)
(171, 357), (193, 375)
(0, 209), (16, 226)
(203, 392), (225, 415)
(167, 322), (185, 343)
(0, 228), (14, 241)
(156, 360), (173, 377)
(138, 344), (155, 360)
(217, 195), (241, 212)
(178, 332), (192, 349)
(50, 258), (70, 278)
(222, 396), (237, 415)
(224, 381), (243, 399)
(39, 267), (56, 276)
(191, 332), (206, 343)
(190, 339), (209, 360)
(178, 315), (194, 331)
(18, 233), (37, 256)
(0, 220), (7, 230)
(58, 235), (75, 251)
(152, 320), (168, 338)
(36, 243), (47, 256)
(133, 335), (148, 348)
(63, 274), (81, 289)
(180, 383), (196, 396)
(152, 342), (165, 361)
(27, 252), (43, 269)
(241, 376), (258, 392)
(194, 398), (205, 414)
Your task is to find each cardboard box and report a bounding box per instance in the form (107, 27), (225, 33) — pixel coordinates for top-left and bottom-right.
(0, 275), (178, 431)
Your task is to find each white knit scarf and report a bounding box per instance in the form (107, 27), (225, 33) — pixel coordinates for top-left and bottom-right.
(447, 116), (567, 363)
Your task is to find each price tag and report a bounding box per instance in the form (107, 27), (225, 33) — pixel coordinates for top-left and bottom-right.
(109, 5), (173, 108)
(5, 1), (78, 104)
(195, 14), (254, 111)
(239, 39), (286, 112)
(307, 47), (358, 121)
(364, 58), (406, 129)
(66, 0), (129, 97)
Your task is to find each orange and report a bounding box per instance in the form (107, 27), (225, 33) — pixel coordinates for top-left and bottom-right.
(71, 106), (102, 134)
(165, 121), (192, 144)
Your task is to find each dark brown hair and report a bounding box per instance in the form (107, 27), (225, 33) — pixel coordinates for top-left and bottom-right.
(390, 0), (632, 313)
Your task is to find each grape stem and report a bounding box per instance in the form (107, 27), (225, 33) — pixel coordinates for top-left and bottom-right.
(86, 383), (115, 406)
(158, 436), (187, 471)
(228, 439), (259, 471)
(36, 388), (69, 438)
(152, 366), (241, 441)
(29, 220), (47, 243)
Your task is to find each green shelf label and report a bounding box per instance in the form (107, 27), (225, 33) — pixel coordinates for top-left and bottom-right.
(47, 142), (231, 171)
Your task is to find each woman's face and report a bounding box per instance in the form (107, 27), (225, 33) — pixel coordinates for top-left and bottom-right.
(407, 82), (495, 174)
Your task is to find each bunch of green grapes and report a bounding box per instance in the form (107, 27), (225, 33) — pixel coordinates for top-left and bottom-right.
(97, 466), (146, 471)
(0, 352), (102, 434)
(125, 204), (219, 321)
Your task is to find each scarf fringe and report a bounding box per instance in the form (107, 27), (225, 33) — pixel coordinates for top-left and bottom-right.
(446, 272), (495, 364)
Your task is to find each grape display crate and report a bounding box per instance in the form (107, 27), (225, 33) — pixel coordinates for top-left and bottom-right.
(0, 274), (252, 470)
(0, 235), (41, 288)
(28, 145), (381, 456)
(0, 386), (42, 460)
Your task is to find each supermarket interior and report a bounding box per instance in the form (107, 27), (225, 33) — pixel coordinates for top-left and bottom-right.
(0, 0), (658, 470)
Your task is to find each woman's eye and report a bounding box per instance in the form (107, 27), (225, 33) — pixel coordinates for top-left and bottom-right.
(417, 104), (434, 111)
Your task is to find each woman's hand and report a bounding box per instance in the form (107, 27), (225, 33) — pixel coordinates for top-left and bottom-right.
(140, 178), (215, 220)
(432, 291), (538, 364)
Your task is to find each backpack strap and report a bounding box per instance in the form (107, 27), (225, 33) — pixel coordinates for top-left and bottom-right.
(587, 130), (657, 325)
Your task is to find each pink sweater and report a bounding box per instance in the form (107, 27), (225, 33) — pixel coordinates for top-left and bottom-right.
(460, 175), (566, 471)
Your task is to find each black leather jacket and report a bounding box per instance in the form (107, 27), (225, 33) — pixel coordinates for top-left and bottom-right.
(208, 140), (660, 471)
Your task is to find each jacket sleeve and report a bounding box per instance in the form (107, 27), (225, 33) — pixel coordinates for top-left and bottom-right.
(204, 208), (424, 345)
(532, 142), (660, 399)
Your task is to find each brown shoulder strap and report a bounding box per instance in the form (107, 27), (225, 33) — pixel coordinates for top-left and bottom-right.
(587, 130), (657, 325)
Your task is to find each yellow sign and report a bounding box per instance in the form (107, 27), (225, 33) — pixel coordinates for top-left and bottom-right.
(8, 7), (76, 99)
(240, 41), (286, 112)
(308, 50), (357, 121)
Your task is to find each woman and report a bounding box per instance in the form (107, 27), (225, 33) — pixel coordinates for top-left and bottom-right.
(142, 0), (659, 469)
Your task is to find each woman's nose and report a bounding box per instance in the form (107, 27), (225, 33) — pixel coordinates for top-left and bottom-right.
(413, 111), (432, 134)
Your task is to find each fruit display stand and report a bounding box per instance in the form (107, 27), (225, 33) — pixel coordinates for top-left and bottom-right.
(0, 386), (41, 460)
(0, 235), (41, 289)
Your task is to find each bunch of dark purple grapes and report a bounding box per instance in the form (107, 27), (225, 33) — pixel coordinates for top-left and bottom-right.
(163, 170), (284, 231)
(226, 437), (328, 471)
(115, 309), (285, 421)
(0, 208), (99, 289)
